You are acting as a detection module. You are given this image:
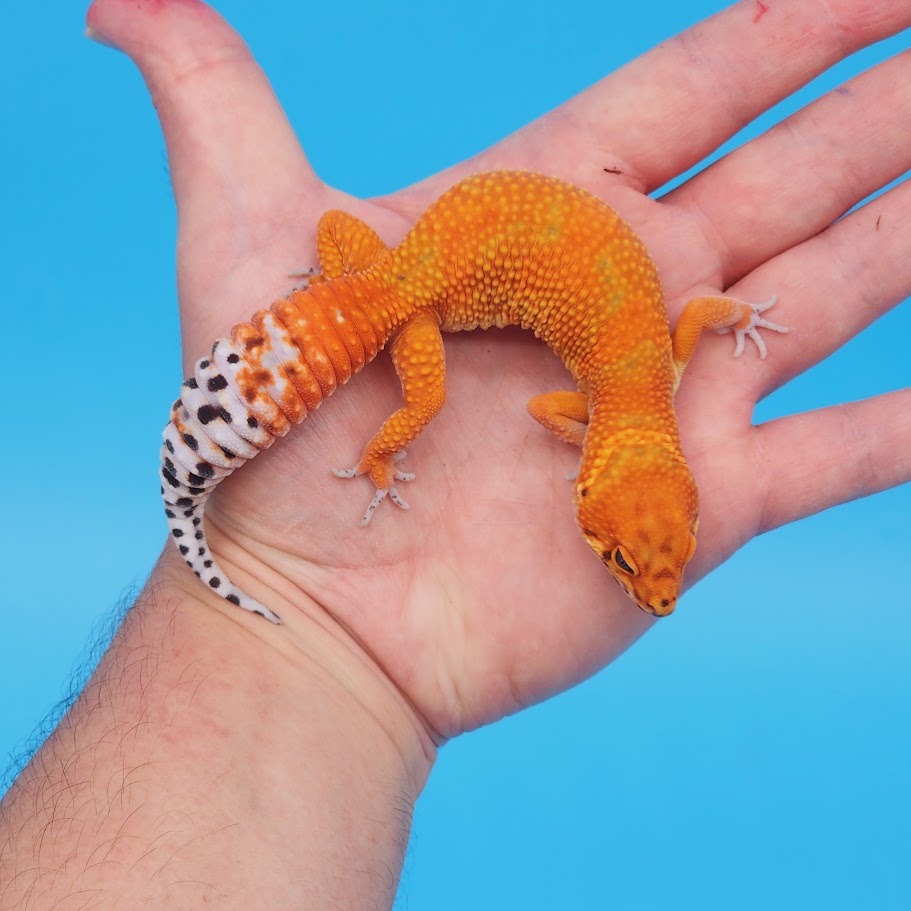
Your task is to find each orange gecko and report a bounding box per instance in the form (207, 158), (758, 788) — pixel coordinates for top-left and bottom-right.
(161, 170), (786, 623)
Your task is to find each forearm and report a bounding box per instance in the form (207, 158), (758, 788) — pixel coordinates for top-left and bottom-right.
(0, 549), (434, 910)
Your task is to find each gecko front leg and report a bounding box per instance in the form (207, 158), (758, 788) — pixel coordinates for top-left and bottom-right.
(671, 294), (788, 387)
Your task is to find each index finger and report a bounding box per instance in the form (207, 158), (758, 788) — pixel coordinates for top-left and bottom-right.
(484, 0), (911, 192)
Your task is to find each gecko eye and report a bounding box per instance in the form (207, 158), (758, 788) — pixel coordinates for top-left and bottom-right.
(613, 546), (638, 576)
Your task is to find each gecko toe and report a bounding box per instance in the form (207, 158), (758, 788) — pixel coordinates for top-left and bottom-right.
(360, 487), (389, 525)
(388, 485), (410, 510)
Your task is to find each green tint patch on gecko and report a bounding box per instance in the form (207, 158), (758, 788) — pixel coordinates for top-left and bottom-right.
(160, 171), (787, 623)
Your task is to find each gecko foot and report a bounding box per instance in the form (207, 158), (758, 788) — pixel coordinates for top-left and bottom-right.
(287, 266), (320, 293)
(359, 484), (411, 526)
(718, 295), (789, 359)
(332, 451), (415, 524)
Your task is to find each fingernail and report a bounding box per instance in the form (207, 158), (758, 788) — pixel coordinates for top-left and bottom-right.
(84, 26), (123, 52)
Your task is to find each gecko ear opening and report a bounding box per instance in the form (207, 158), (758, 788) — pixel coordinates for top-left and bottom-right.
(685, 532), (698, 564)
(613, 546), (639, 576)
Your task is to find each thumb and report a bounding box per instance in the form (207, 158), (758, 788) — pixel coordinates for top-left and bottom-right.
(85, 0), (326, 328)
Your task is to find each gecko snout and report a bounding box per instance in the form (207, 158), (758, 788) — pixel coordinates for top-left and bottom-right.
(642, 594), (678, 618)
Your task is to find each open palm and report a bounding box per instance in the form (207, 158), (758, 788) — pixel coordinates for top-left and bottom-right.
(88, 0), (911, 740)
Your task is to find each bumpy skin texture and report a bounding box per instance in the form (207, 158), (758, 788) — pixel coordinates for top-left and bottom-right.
(161, 171), (785, 622)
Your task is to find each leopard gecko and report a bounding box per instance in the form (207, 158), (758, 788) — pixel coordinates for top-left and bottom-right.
(160, 170), (786, 623)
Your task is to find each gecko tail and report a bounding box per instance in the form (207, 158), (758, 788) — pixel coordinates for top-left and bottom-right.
(160, 488), (282, 624)
(160, 281), (378, 622)
(160, 346), (286, 623)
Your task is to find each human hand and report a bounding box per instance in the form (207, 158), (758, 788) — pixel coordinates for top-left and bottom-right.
(87, 0), (911, 743)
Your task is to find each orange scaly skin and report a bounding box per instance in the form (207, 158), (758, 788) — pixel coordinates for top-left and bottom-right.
(161, 171), (786, 622)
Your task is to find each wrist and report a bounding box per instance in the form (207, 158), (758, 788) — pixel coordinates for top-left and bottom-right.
(156, 541), (438, 792)
(1, 548), (435, 909)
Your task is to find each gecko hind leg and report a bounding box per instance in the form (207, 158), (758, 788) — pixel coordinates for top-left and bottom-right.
(293, 210), (390, 287)
(333, 452), (415, 525)
(333, 312), (446, 524)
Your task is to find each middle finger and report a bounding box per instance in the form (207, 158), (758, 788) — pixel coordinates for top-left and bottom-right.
(666, 46), (911, 286)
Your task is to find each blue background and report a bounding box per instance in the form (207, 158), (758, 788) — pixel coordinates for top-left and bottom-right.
(2, 1), (909, 907)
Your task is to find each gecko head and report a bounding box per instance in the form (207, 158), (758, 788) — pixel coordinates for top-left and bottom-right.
(575, 441), (699, 617)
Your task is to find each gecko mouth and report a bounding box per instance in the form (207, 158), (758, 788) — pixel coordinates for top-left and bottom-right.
(642, 596), (676, 618)
(617, 583), (674, 618)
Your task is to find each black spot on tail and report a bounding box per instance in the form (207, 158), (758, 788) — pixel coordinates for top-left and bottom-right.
(197, 405), (217, 425)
